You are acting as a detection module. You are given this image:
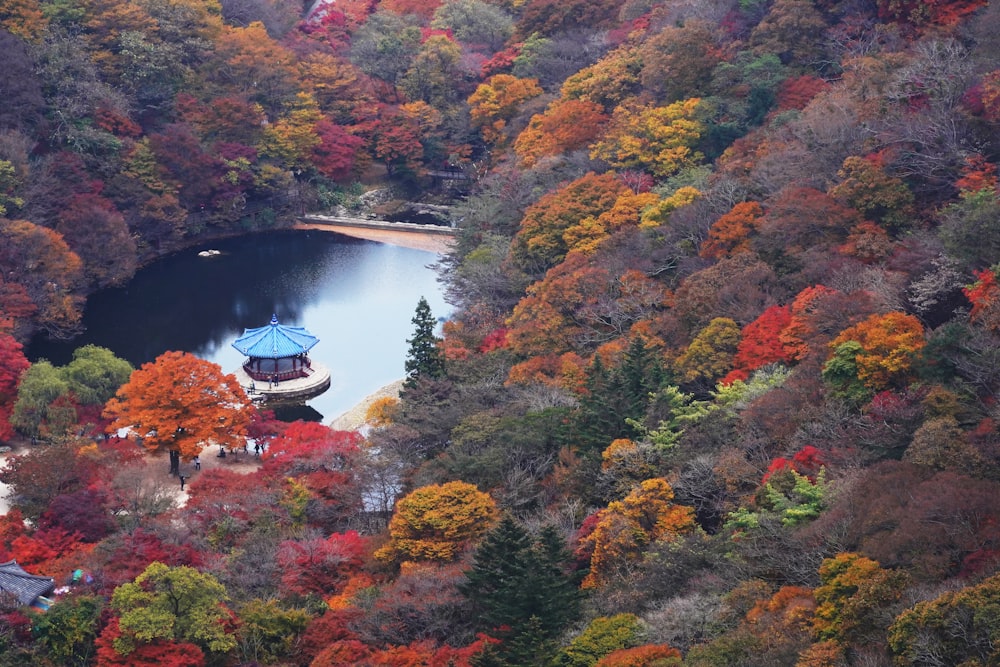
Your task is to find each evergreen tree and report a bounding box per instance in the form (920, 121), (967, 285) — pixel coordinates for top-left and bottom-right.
(573, 341), (664, 454)
(461, 515), (583, 662)
(574, 354), (619, 453)
(404, 296), (446, 389)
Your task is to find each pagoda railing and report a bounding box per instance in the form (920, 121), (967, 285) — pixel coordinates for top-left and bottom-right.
(242, 356), (314, 383)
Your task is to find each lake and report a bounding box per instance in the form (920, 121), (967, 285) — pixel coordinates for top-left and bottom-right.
(28, 230), (450, 423)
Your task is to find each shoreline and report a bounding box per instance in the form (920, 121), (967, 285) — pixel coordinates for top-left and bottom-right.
(328, 378), (405, 431)
(293, 221), (455, 255)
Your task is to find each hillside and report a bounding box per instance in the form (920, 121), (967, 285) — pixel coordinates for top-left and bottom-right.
(2, 0), (1000, 664)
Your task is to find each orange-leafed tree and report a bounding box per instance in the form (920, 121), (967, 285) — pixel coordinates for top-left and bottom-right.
(511, 171), (627, 275)
(513, 98), (609, 168)
(700, 201), (765, 260)
(594, 643), (682, 666)
(827, 312), (926, 392)
(581, 478), (698, 588)
(877, 0), (987, 29)
(0, 218), (85, 339)
(375, 480), (498, 563)
(779, 285), (877, 363)
(103, 351), (252, 475)
(0, 0), (47, 42)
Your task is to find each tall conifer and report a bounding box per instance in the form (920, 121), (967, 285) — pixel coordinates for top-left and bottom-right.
(404, 296), (446, 388)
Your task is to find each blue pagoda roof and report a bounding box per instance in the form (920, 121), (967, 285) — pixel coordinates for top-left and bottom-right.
(232, 314), (319, 359)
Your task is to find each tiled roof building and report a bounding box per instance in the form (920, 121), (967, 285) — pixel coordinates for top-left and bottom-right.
(0, 560), (54, 607)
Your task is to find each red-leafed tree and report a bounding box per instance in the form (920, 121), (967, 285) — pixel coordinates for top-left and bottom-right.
(756, 186), (861, 258)
(181, 468), (285, 551)
(779, 285), (876, 363)
(877, 0), (987, 29)
(311, 119), (364, 181)
(55, 193), (138, 289)
(95, 617), (206, 667)
(775, 74), (830, 111)
(722, 304), (793, 384)
(262, 422), (365, 530)
(0, 334), (29, 442)
(277, 531), (366, 597)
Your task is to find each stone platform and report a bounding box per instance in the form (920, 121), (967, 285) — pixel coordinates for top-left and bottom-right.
(231, 362), (331, 404)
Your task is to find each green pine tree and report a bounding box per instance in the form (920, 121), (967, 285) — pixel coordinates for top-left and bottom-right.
(461, 516), (583, 662)
(404, 296), (446, 389)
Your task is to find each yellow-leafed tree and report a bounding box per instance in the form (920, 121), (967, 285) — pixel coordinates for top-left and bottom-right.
(376, 480), (498, 563)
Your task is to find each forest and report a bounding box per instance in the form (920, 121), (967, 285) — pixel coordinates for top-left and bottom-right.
(2, 0), (1000, 664)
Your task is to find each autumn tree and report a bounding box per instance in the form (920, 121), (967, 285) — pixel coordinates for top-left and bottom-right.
(108, 562), (237, 660)
(889, 572), (1000, 666)
(0, 335), (29, 442)
(276, 531), (367, 597)
(0, 440), (99, 520)
(468, 74), (543, 145)
(206, 21), (299, 112)
(513, 99), (609, 167)
(812, 552), (907, 651)
(511, 172), (627, 275)
(103, 351), (252, 475)
(375, 480), (498, 563)
(828, 154), (915, 234)
(581, 478), (698, 589)
(673, 317), (742, 390)
(0, 218), (85, 338)
(638, 20), (721, 103)
(700, 201), (765, 260)
(876, 0), (987, 29)
(0, 0), (47, 42)
(749, 0), (828, 64)
(825, 312), (926, 393)
(722, 305), (793, 384)
(590, 98), (704, 178)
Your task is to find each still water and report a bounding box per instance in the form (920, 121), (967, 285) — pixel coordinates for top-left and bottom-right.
(28, 230), (449, 422)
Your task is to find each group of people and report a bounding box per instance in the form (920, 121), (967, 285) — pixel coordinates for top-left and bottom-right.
(248, 375), (280, 393)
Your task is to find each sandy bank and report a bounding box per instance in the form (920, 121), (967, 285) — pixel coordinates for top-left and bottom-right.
(294, 222), (455, 255)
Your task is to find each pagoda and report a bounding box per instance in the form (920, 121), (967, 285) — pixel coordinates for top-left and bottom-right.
(231, 314), (330, 402)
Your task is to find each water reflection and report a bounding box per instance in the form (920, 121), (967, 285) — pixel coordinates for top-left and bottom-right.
(29, 230), (449, 422)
